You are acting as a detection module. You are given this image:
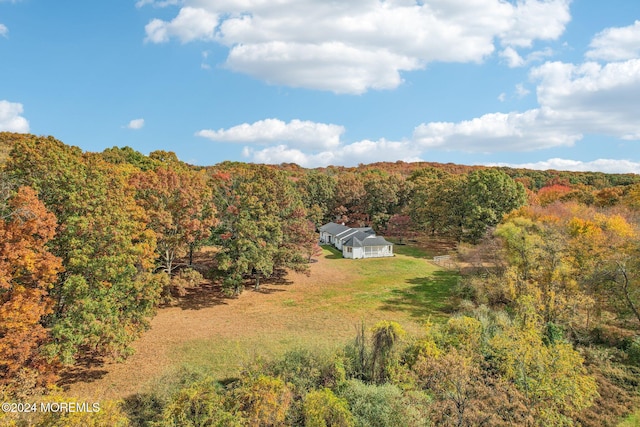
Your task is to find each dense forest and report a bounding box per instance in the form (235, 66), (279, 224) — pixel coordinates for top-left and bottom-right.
(1, 132), (640, 426)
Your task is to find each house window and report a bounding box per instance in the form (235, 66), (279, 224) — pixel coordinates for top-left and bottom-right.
(347, 247), (352, 253)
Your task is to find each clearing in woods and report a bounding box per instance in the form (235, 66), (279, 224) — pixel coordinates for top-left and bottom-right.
(64, 243), (457, 401)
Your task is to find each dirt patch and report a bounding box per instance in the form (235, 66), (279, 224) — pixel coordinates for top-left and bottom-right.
(411, 236), (458, 256)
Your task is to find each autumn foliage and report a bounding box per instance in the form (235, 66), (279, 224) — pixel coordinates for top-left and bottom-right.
(131, 166), (217, 274)
(0, 186), (63, 388)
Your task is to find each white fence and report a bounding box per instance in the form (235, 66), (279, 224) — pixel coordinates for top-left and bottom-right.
(432, 254), (454, 268)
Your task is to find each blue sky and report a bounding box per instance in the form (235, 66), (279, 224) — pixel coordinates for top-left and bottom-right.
(2, 1), (640, 172)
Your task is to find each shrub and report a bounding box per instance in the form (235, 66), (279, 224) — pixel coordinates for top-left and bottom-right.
(625, 336), (640, 366)
(233, 374), (292, 426)
(337, 379), (426, 427)
(121, 392), (164, 427)
(265, 349), (346, 394)
(304, 388), (354, 427)
(158, 377), (241, 427)
(370, 321), (405, 384)
(170, 268), (203, 297)
(265, 348), (348, 425)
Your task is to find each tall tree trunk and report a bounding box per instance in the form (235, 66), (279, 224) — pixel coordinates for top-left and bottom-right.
(618, 262), (640, 324)
(188, 243), (194, 266)
(165, 248), (173, 275)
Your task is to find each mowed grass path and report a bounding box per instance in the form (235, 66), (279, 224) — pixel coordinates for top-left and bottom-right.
(67, 244), (457, 400)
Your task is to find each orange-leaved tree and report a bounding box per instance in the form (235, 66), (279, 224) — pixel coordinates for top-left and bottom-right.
(0, 186), (63, 388)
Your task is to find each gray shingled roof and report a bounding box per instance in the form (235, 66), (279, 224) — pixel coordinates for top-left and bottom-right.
(321, 222), (392, 249)
(344, 234), (392, 248)
(342, 230), (369, 247)
(336, 227), (374, 240)
(319, 222), (351, 235)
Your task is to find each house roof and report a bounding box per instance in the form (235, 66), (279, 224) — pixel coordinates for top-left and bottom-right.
(321, 222), (392, 249)
(344, 234), (393, 248)
(319, 222), (351, 235)
(335, 227), (374, 240)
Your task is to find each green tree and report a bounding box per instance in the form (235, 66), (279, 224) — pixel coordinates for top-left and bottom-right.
(332, 172), (367, 225)
(362, 170), (404, 230)
(298, 171), (337, 226)
(495, 214), (578, 324)
(409, 172), (467, 239)
(463, 169), (526, 243)
(212, 165), (312, 294)
(100, 146), (156, 171)
(337, 380), (418, 427)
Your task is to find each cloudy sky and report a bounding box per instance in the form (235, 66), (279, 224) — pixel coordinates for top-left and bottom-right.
(2, 1), (640, 172)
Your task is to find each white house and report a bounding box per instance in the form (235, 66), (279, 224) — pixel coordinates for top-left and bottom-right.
(319, 222), (393, 259)
(319, 222), (350, 245)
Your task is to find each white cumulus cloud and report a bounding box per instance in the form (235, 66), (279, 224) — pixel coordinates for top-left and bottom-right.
(244, 145), (321, 167)
(205, 39), (640, 165)
(197, 118), (345, 150)
(0, 24), (7, 38)
(412, 109), (581, 153)
(531, 59), (640, 139)
(515, 83), (530, 97)
(136, 0), (181, 8)
(225, 41), (420, 94)
(587, 20), (640, 61)
(145, 7), (218, 44)
(0, 100), (29, 132)
(127, 118), (145, 130)
(144, 0), (571, 93)
(242, 138), (421, 168)
(411, 54), (640, 153)
(500, 46), (554, 68)
(499, 0), (571, 48)
(500, 47), (525, 67)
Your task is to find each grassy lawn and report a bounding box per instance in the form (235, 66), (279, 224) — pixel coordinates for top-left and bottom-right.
(68, 242), (458, 399)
